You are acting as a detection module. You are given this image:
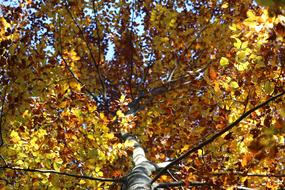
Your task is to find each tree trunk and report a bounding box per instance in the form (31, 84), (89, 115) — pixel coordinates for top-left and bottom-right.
(121, 134), (157, 190)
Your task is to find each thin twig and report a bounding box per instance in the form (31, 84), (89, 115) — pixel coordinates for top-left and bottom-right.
(0, 85), (7, 147)
(0, 155), (7, 166)
(166, 170), (185, 190)
(127, 0), (136, 99)
(212, 171), (285, 178)
(92, 0), (107, 100)
(151, 91), (285, 184)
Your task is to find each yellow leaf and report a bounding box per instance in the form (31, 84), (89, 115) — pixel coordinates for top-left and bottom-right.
(229, 24), (237, 31)
(87, 134), (95, 140)
(116, 110), (124, 118)
(100, 112), (105, 120)
(10, 130), (21, 143)
(169, 19), (176, 27)
(59, 101), (68, 108)
(105, 133), (114, 139)
(125, 139), (135, 147)
(221, 3), (229, 9)
(247, 10), (256, 19)
(38, 129), (47, 138)
(220, 57), (229, 67)
(236, 51), (247, 61)
(0, 17), (11, 30)
(241, 41), (248, 49)
(198, 149), (203, 156)
(46, 152), (57, 159)
(30, 137), (39, 150)
(72, 108), (81, 117)
(181, 145), (189, 152)
(119, 94), (126, 103)
(64, 49), (80, 61)
(53, 162), (60, 172)
(233, 38), (242, 49)
(69, 81), (81, 91)
(278, 136), (284, 144)
(95, 167), (103, 176)
(16, 160), (24, 165)
(98, 171), (104, 177)
(161, 175), (168, 181)
(87, 104), (97, 112)
(235, 61), (250, 71)
(60, 83), (70, 95)
(22, 110), (31, 118)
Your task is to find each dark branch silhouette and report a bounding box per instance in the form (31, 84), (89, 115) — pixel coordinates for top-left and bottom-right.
(0, 85), (7, 147)
(154, 181), (212, 189)
(212, 171), (285, 178)
(57, 15), (99, 103)
(151, 91), (285, 184)
(64, 2), (106, 98)
(0, 165), (123, 183)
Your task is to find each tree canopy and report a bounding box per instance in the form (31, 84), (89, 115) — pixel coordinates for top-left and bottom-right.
(0, 0), (285, 189)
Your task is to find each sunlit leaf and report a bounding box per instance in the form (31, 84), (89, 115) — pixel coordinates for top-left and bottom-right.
(220, 57), (229, 67)
(230, 81), (239, 89)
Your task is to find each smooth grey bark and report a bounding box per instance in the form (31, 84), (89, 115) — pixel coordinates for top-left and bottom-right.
(120, 133), (208, 190)
(121, 133), (157, 190)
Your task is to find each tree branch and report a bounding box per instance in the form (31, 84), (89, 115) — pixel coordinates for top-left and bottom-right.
(236, 186), (256, 190)
(126, 73), (194, 115)
(212, 171), (285, 178)
(0, 177), (9, 185)
(57, 15), (99, 103)
(0, 155), (7, 166)
(151, 91), (285, 184)
(0, 165), (123, 183)
(64, 1), (106, 98)
(0, 85), (7, 147)
(59, 52), (99, 102)
(153, 181), (212, 189)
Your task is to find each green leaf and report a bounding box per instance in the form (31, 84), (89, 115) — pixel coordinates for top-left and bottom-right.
(262, 81), (275, 95)
(230, 81), (239, 89)
(235, 61), (250, 71)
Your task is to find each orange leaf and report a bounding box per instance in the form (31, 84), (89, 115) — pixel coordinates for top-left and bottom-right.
(209, 66), (217, 80)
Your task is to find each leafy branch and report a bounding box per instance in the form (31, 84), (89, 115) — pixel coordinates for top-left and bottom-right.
(57, 15), (99, 103)
(64, 1), (106, 99)
(151, 91), (285, 184)
(0, 165), (123, 183)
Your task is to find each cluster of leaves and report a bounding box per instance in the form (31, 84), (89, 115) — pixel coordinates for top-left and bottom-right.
(0, 0), (284, 189)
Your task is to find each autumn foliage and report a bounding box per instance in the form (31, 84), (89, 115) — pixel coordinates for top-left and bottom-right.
(0, 0), (285, 189)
